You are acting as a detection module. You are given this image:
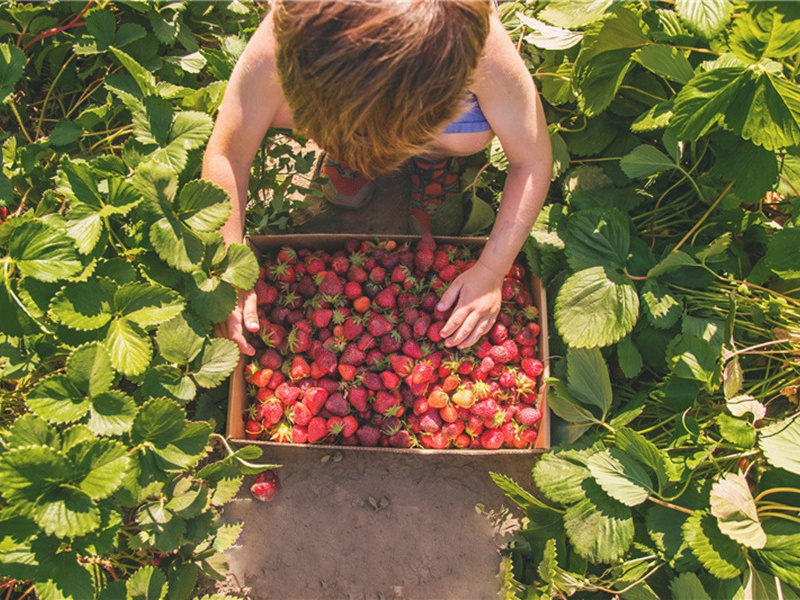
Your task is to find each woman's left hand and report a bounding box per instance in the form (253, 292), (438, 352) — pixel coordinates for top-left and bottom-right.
(437, 260), (503, 349)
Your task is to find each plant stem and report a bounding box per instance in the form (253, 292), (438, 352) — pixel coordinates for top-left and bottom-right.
(35, 53), (75, 139)
(648, 496), (693, 515)
(755, 488), (800, 503)
(8, 102), (33, 144)
(759, 512), (800, 525)
(672, 181), (735, 253)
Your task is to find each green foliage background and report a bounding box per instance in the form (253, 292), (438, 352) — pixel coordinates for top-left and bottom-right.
(1, 0), (800, 599)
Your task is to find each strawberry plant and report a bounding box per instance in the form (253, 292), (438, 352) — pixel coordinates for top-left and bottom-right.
(490, 1), (800, 598)
(243, 234), (545, 450)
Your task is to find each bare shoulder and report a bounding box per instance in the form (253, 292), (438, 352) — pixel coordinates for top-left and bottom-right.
(235, 11), (280, 78)
(472, 14), (531, 92)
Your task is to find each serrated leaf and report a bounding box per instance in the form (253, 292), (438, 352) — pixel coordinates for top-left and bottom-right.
(109, 47), (156, 96)
(674, 0), (732, 39)
(647, 251), (697, 278)
(141, 365), (196, 404)
(213, 522), (243, 553)
(716, 413), (756, 448)
(127, 565), (168, 600)
(0, 43), (25, 104)
(633, 44), (694, 84)
(68, 438), (129, 501)
(192, 338), (239, 388)
(565, 208), (630, 271)
(710, 472), (765, 549)
(115, 282), (185, 327)
(65, 203), (104, 255)
(186, 270), (237, 324)
(156, 313), (206, 365)
(176, 179), (230, 232)
(641, 279), (682, 329)
(587, 448), (653, 506)
(34, 485), (100, 539)
(145, 111), (213, 173)
(666, 334), (719, 387)
(538, 0), (614, 29)
(670, 67), (748, 141)
(682, 511), (747, 579)
(106, 318), (152, 377)
(646, 505), (697, 570)
(563, 479), (634, 563)
(66, 342), (114, 397)
(620, 145), (676, 179)
(166, 478), (208, 519)
(27, 375), (90, 423)
(765, 228), (800, 279)
(89, 391), (137, 436)
(532, 451), (591, 505)
(615, 428), (671, 489)
(150, 216), (205, 273)
(730, 3), (800, 63)
(616, 337), (643, 378)
(219, 243), (259, 290)
(153, 421), (211, 469)
(6, 414), (61, 448)
(517, 13), (583, 50)
(759, 416), (800, 476)
(50, 278), (115, 331)
(711, 136), (778, 204)
(131, 397), (186, 445)
(547, 378), (597, 426)
(8, 221), (82, 282)
(0, 446), (72, 505)
(755, 518), (800, 589)
(35, 551), (94, 600)
(555, 267), (639, 348)
(567, 347), (612, 416)
(671, 573), (710, 600)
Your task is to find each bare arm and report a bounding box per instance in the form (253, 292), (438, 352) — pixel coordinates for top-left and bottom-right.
(203, 13), (285, 354)
(439, 14), (552, 348)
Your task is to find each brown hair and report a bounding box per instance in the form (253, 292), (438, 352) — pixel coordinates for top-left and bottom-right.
(273, 0), (492, 177)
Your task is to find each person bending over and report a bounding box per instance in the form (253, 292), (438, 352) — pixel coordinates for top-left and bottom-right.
(202, 0), (552, 356)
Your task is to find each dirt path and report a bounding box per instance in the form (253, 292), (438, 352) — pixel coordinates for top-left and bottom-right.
(222, 167), (539, 599)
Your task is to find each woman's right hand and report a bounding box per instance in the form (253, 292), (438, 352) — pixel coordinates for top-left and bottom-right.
(216, 288), (260, 356)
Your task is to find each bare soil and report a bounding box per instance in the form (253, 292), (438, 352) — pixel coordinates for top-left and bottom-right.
(222, 169), (538, 599)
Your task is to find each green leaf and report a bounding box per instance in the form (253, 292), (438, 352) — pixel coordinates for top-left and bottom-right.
(85, 9), (116, 51)
(50, 279), (115, 331)
(711, 135), (778, 204)
(27, 375), (90, 424)
(671, 573), (710, 600)
(33, 485), (100, 539)
(567, 347), (612, 416)
(65, 203), (104, 255)
(547, 378), (597, 425)
(131, 397), (186, 446)
(710, 472), (765, 549)
(176, 179), (230, 232)
(35, 551), (94, 600)
(745, 566), (799, 600)
(716, 413), (756, 448)
(765, 227), (800, 279)
(127, 565), (168, 600)
(647, 251), (697, 278)
(564, 480), (634, 563)
(153, 421), (211, 470)
(759, 416), (800, 476)
(166, 478), (209, 519)
(150, 215), (205, 273)
(632, 101), (674, 132)
(145, 111), (214, 173)
(573, 8), (648, 116)
(219, 243), (259, 290)
(186, 270), (238, 324)
(66, 342), (114, 397)
(156, 313), (206, 365)
(730, 3), (800, 63)
(141, 366), (197, 404)
(666, 334), (719, 388)
(674, 0), (732, 39)
(532, 450), (592, 505)
(213, 522), (244, 553)
(0, 43), (25, 104)
(89, 391), (137, 436)
(728, 71), (800, 152)
(633, 44), (694, 84)
(517, 13), (583, 50)
(616, 336), (643, 378)
(49, 119), (83, 147)
(682, 511), (747, 579)
(755, 518), (800, 588)
(565, 208), (630, 271)
(616, 428), (672, 489)
(641, 279), (682, 329)
(68, 438), (129, 501)
(726, 394), (766, 421)
(8, 221), (82, 282)
(106, 318), (152, 377)
(6, 414), (61, 448)
(620, 145), (676, 179)
(109, 47), (156, 96)
(670, 68), (749, 141)
(555, 267), (640, 348)
(538, 0), (614, 29)
(192, 338), (239, 388)
(0, 446), (71, 505)
(460, 193), (495, 236)
(115, 282), (185, 327)
(587, 448), (653, 506)
(647, 506), (697, 570)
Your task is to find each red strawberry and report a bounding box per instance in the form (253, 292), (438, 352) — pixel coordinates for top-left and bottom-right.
(289, 356), (311, 380)
(439, 404), (459, 424)
(439, 264), (459, 282)
(307, 417), (329, 443)
(311, 308), (333, 329)
(413, 397), (430, 415)
(388, 430), (414, 448)
(254, 280), (275, 305)
(325, 392), (350, 417)
(305, 255), (326, 275)
(318, 272), (344, 296)
(420, 432), (448, 450)
(480, 428), (504, 450)
(489, 345), (510, 364)
(389, 354), (414, 377)
(245, 419), (263, 440)
(369, 266), (386, 284)
(475, 339), (492, 360)
(275, 383), (302, 406)
(327, 416), (345, 436)
(342, 415), (359, 438)
(502, 339), (520, 363)
(361, 372), (384, 391)
(519, 427), (538, 445)
(356, 425), (381, 446)
(251, 471), (280, 502)
(402, 339), (424, 360)
(353, 296), (371, 313)
(516, 407), (542, 426)
(260, 323), (286, 348)
(292, 402), (313, 426)
(472, 399), (499, 420)
(367, 314), (393, 337)
(380, 371), (401, 390)
(345, 280), (362, 299)
(441, 374), (460, 392)
(347, 387), (369, 412)
(499, 369), (516, 388)
(515, 323), (539, 347)
(338, 363), (357, 381)
(357, 333), (376, 352)
(374, 390), (401, 415)
(340, 345), (366, 366)
(259, 348), (283, 370)
(342, 317), (364, 341)
(490, 323), (508, 345)
(374, 287), (396, 309)
(420, 292), (439, 313)
(410, 362), (434, 385)
(252, 368), (273, 388)
(427, 387), (448, 409)
(257, 399), (284, 426)
(521, 358), (544, 378)
(379, 333), (403, 354)
(427, 321), (446, 343)
(290, 425), (307, 444)
(347, 264), (368, 283)
(412, 313), (432, 338)
(331, 254), (349, 274)
(419, 409), (443, 433)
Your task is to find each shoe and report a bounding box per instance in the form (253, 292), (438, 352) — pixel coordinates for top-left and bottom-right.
(317, 152), (375, 209)
(409, 156), (460, 233)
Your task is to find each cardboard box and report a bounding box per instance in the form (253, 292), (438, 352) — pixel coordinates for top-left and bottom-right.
(227, 233), (550, 453)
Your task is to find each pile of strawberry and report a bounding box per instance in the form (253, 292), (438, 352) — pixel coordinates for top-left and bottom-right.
(244, 234), (543, 450)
